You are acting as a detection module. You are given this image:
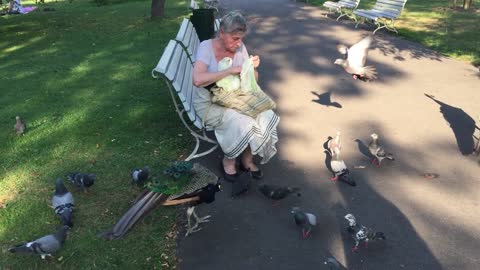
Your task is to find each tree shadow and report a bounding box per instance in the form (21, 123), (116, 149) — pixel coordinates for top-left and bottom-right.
(425, 93), (476, 155)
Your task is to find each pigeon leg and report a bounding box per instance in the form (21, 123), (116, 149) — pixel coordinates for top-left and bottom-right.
(330, 176), (338, 181)
(304, 228), (312, 239)
(272, 201), (280, 207)
(352, 74), (358, 80)
(352, 246), (359, 252)
(364, 240), (369, 248)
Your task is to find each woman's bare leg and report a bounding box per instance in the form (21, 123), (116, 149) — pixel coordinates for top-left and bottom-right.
(241, 146), (259, 171)
(223, 156), (237, 175)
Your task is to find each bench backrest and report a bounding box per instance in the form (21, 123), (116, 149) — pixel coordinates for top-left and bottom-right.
(152, 40), (203, 129)
(175, 18), (200, 63)
(372, 0), (407, 17)
(338, 0), (360, 8)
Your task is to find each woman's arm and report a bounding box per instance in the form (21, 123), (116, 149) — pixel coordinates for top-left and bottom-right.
(192, 61), (242, 88)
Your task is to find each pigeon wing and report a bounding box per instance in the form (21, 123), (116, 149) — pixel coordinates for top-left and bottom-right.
(35, 234), (61, 254)
(347, 35), (372, 68)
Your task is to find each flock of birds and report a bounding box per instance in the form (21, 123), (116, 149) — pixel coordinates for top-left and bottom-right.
(7, 174), (95, 259)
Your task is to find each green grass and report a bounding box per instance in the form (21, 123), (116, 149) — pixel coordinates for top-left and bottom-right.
(311, 0), (480, 66)
(0, 0), (193, 268)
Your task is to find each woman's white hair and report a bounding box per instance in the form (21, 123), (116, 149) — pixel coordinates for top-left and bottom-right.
(219, 11), (248, 34)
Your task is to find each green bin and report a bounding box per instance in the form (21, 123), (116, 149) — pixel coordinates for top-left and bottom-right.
(190, 9), (215, 41)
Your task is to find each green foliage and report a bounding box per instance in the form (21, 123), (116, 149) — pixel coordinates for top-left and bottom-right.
(0, 0), (191, 269)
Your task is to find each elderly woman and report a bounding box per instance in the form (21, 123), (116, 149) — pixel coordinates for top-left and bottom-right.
(192, 11), (280, 181)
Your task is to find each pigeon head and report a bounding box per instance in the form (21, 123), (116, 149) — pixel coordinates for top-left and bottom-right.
(16, 116), (21, 121)
(334, 59), (347, 67)
(370, 133), (378, 140)
(345, 214), (356, 227)
(290, 207), (301, 214)
(83, 174), (96, 187)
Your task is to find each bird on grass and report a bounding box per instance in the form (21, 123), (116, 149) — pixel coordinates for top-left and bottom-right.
(66, 172), (96, 193)
(8, 225), (69, 259)
(258, 184), (300, 206)
(291, 207), (317, 239)
(131, 166), (150, 186)
(368, 133), (394, 167)
(335, 35), (377, 82)
(344, 213), (386, 252)
(14, 116), (26, 135)
(52, 178), (74, 227)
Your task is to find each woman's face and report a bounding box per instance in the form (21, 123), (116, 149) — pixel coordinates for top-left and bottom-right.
(220, 31), (245, 53)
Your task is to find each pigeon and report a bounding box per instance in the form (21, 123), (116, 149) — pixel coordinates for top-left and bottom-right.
(231, 172), (251, 197)
(328, 131), (342, 156)
(66, 172), (96, 192)
(324, 136), (356, 186)
(258, 184), (300, 205)
(311, 91), (342, 108)
(324, 257), (344, 270)
(368, 133), (394, 167)
(14, 116), (26, 135)
(325, 150), (356, 186)
(8, 225), (69, 259)
(335, 35), (377, 81)
(344, 213), (386, 252)
(52, 178), (74, 227)
(291, 207), (317, 239)
(131, 166), (150, 186)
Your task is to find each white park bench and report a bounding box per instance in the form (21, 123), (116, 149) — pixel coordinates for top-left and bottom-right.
(174, 18), (221, 64)
(189, 0), (200, 10)
(323, 0), (361, 22)
(151, 40), (218, 161)
(353, 0), (408, 34)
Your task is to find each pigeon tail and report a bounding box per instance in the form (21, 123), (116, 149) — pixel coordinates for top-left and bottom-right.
(362, 66), (377, 80)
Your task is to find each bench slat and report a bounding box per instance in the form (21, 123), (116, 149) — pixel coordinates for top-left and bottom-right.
(173, 52), (190, 106)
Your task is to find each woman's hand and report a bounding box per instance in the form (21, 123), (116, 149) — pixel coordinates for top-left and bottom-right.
(250, 55), (260, 69)
(228, 65), (242, 75)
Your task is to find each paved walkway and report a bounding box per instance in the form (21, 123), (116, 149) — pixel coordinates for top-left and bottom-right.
(177, 1), (480, 269)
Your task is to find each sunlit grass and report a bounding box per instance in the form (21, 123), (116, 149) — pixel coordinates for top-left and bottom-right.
(0, 0), (192, 268)
(312, 0), (480, 65)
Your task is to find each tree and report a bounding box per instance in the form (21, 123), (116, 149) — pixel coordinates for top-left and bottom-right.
(151, 0), (166, 18)
(463, 0), (473, 9)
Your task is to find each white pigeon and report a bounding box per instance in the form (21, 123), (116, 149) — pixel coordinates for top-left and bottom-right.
(334, 35), (377, 81)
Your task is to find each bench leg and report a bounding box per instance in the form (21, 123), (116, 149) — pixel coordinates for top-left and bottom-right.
(355, 17), (365, 28)
(162, 79), (219, 162)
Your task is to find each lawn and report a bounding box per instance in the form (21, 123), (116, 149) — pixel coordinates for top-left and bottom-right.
(0, 0), (192, 268)
(310, 0), (480, 66)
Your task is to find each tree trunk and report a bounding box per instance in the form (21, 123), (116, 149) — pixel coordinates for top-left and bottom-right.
(151, 0), (166, 18)
(452, 0), (457, 8)
(463, 0), (472, 9)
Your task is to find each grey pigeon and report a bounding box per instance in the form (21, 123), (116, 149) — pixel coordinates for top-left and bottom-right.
(325, 257), (344, 270)
(258, 184), (300, 205)
(52, 178), (74, 227)
(291, 207), (317, 239)
(66, 172), (96, 192)
(14, 116), (26, 135)
(335, 35), (377, 81)
(368, 133), (394, 167)
(131, 166), (150, 186)
(8, 225), (69, 259)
